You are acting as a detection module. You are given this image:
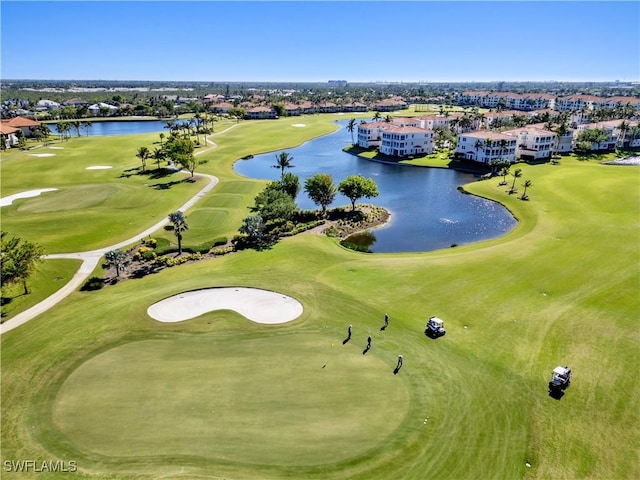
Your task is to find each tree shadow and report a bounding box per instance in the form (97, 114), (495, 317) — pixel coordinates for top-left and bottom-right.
(150, 179), (186, 190)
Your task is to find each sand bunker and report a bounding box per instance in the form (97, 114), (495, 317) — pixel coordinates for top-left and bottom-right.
(147, 287), (303, 324)
(85, 165), (113, 170)
(29, 153), (55, 157)
(291, 124), (306, 127)
(0, 188), (58, 207)
(48, 146), (64, 150)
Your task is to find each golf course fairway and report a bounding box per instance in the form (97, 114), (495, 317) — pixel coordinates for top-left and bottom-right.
(1, 115), (638, 479)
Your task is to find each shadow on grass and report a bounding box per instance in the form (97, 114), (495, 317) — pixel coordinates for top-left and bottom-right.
(150, 179), (186, 190)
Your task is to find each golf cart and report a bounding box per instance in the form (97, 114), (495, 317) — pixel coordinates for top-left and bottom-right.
(548, 366), (571, 394)
(425, 316), (446, 338)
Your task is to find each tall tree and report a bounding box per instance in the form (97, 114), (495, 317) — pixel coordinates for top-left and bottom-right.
(71, 120), (82, 137)
(168, 211), (189, 255)
(273, 152), (294, 178)
(338, 175), (379, 212)
(0, 232), (45, 295)
(347, 118), (357, 145)
(104, 249), (127, 278)
(152, 147), (165, 169)
(81, 120), (92, 136)
(509, 168), (522, 194)
(280, 172), (300, 200)
(304, 173), (337, 217)
(136, 146), (150, 173)
(520, 179), (532, 200)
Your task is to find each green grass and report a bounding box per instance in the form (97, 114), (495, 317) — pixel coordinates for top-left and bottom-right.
(1, 116), (639, 479)
(0, 259), (82, 321)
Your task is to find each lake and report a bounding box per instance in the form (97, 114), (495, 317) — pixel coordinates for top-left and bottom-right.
(234, 120), (517, 253)
(51, 119), (167, 136)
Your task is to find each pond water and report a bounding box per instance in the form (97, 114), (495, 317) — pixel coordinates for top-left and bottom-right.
(51, 119), (167, 136)
(234, 120), (517, 253)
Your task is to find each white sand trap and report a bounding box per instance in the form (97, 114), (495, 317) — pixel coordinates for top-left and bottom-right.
(28, 153), (55, 157)
(85, 165), (113, 170)
(291, 123), (306, 127)
(48, 146), (64, 150)
(0, 188), (58, 207)
(147, 287), (303, 324)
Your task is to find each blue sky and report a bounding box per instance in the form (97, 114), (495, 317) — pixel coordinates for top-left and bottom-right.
(2, 1), (639, 82)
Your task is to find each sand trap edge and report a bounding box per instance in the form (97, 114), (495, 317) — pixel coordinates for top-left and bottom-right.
(147, 287), (303, 324)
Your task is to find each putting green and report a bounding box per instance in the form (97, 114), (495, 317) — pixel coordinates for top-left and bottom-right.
(53, 333), (410, 465)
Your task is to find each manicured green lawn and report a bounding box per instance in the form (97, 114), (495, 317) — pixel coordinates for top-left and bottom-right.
(0, 259), (81, 321)
(0, 116), (638, 479)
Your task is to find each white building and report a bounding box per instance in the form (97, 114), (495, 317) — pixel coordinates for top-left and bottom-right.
(380, 125), (433, 157)
(88, 103), (118, 116)
(503, 127), (558, 161)
(357, 121), (392, 148)
(455, 131), (517, 164)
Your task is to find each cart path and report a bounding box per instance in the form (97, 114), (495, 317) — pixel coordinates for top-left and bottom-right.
(0, 128), (236, 335)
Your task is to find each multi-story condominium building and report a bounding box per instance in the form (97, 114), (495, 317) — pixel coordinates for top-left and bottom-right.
(380, 125), (434, 157)
(357, 121), (391, 148)
(503, 127), (558, 161)
(414, 114), (454, 130)
(527, 122), (575, 154)
(457, 91), (555, 111)
(390, 117), (423, 128)
(554, 95), (602, 112)
(245, 106), (278, 119)
(455, 131), (517, 164)
(371, 97), (408, 112)
(598, 96), (640, 111)
(574, 120), (620, 151)
(342, 102), (368, 112)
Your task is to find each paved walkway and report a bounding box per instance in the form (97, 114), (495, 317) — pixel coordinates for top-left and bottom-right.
(0, 127), (237, 335)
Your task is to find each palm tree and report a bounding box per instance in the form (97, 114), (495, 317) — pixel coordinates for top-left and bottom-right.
(273, 152), (294, 178)
(617, 120), (629, 149)
(347, 118), (357, 145)
(136, 146), (150, 173)
(499, 164), (511, 185)
(152, 147), (165, 169)
(105, 249), (127, 278)
(372, 111), (382, 122)
(520, 179), (532, 200)
(71, 120), (81, 137)
(159, 132), (165, 146)
(168, 211), (189, 255)
(509, 168), (522, 194)
(81, 120), (92, 136)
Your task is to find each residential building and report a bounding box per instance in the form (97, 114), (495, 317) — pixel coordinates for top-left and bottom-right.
(380, 125), (433, 157)
(88, 103), (118, 116)
(357, 121), (391, 148)
(574, 121), (619, 151)
(554, 95), (602, 112)
(455, 131), (517, 164)
(245, 106), (278, 119)
(0, 124), (20, 148)
(0, 116), (41, 137)
(503, 127), (558, 161)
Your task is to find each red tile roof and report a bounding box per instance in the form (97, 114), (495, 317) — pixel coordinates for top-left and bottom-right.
(1, 116), (41, 127)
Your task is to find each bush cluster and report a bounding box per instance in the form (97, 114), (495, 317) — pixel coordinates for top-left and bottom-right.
(133, 246), (157, 262)
(211, 246), (235, 255)
(152, 252), (202, 268)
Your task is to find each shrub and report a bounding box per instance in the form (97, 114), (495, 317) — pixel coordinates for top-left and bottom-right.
(212, 237), (228, 247)
(145, 238), (157, 248)
(212, 246), (234, 255)
(81, 276), (105, 291)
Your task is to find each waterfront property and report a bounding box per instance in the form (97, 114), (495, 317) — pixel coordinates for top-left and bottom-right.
(502, 126), (558, 161)
(454, 131), (517, 164)
(380, 125), (434, 157)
